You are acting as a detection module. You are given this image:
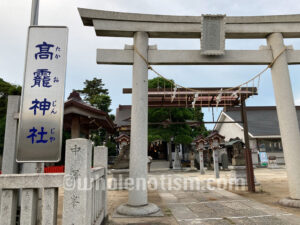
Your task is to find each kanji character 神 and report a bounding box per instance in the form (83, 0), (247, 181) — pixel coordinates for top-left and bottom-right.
(29, 98), (51, 116)
(29, 99), (40, 115)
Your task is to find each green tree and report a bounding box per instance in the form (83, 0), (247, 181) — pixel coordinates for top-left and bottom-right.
(148, 77), (207, 145)
(0, 78), (21, 155)
(77, 77), (116, 156)
(77, 78), (112, 113)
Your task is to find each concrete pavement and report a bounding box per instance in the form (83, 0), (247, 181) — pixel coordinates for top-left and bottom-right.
(152, 172), (300, 225)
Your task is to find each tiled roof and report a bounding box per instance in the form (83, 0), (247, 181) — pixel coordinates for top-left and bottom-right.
(223, 106), (300, 137)
(115, 105), (131, 127)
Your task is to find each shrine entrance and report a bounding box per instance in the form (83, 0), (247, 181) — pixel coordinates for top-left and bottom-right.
(124, 87), (256, 170)
(148, 141), (168, 160)
(79, 9), (300, 215)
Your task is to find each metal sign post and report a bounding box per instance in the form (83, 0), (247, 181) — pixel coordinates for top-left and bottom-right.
(17, 26), (68, 162)
(30, 0), (39, 26)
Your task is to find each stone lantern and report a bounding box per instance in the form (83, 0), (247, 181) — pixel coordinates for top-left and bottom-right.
(111, 134), (131, 189)
(114, 134), (131, 168)
(115, 134), (130, 150)
(194, 136), (206, 174)
(228, 138), (259, 186)
(207, 131), (225, 179)
(189, 143), (197, 171)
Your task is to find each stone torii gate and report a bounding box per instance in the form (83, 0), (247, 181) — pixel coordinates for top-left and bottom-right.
(78, 8), (300, 213)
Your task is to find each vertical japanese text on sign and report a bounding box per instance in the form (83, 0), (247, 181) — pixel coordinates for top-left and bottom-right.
(17, 26), (68, 162)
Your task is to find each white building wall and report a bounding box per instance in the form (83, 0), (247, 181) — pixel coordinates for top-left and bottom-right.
(218, 115), (245, 141)
(216, 113), (285, 165)
(217, 114), (259, 165)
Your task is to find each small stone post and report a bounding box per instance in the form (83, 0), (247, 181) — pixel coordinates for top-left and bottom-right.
(173, 145), (181, 170)
(21, 165), (44, 225)
(62, 138), (92, 225)
(199, 150), (205, 175)
(41, 188), (58, 225)
(188, 151), (197, 171)
(94, 146), (108, 218)
(0, 189), (18, 225)
(93, 146), (108, 169)
(20, 189), (38, 225)
(267, 33), (300, 204)
(213, 149), (220, 179)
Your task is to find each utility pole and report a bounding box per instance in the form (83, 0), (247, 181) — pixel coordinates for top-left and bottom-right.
(241, 96), (255, 192)
(30, 0), (39, 25)
(22, 0), (41, 174)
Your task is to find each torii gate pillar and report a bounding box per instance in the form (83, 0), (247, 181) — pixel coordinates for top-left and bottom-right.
(116, 32), (160, 216)
(268, 33), (300, 204)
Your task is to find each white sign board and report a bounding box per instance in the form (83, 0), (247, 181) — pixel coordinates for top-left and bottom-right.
(259, 152), (268, 165)
(16, 26), (68, 162)
(201, 15), (225, 55)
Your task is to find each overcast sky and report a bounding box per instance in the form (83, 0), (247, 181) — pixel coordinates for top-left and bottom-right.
(1, 0), (300, 128)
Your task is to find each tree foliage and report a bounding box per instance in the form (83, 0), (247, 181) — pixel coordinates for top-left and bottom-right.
(76, 77), (116, 155)
(0, 78), (21, 155)
(148, 77), (207, 145)
(76, 78), (112, 113)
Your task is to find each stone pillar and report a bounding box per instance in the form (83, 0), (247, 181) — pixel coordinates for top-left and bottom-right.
(21, 164), (44, 224)
(213, 149), (220, 179)
(188, 151), (197, 171)
(71, 116), (80, 139)
(116, 32), (160, 216)
(167, 142), (172, 168)
(179, 144), (184, 159)
(128, 31), (149, 206)
(199, 150), (205, 175)
(173, 145), (181, 170)
(94, 146), (108, 168)
(267, 33), (300, 201)
(62, 138), (92, 225)
(94, 146), (108, 218)
(20, 189), (38, 225)
(0, 190), (18, 225)
(1, 96), (44, 224)
(2, 95), (20, 174)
